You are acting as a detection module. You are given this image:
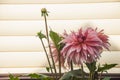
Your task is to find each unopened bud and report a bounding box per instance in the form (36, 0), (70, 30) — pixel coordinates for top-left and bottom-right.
(41, 8), (47, 13)
(41, 8), (48, 16)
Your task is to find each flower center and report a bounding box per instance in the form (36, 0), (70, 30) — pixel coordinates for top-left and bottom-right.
(82, 36), (86, 42)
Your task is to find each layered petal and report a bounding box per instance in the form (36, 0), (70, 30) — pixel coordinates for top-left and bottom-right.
(61, 27), (110, 66)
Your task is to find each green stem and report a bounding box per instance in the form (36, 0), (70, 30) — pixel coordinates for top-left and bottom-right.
(81, 65), (85, 80)
(70, 61), (73, 71)
(90, 72), (94, 80)
(43, 14), (57, 80)
(58, 51), (62, 78)
(89, 72), (92, 80)
(40, 39), (54, 75)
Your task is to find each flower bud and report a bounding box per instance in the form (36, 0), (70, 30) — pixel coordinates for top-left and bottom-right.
(41, 8), (47, 13)
(41, 8), (48, 16)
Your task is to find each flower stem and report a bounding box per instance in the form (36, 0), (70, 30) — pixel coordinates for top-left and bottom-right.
(70, 61), (73, 71)
(58, 51), (62, 78)
(43, 13), (57, 80)
(40, 39), (54, 75)
(89, 72), (94, 80)
(81, 65), (85, 80)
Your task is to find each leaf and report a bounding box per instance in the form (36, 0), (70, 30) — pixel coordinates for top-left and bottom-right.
(9, 74), (14, 80)
(102, 77), (111, 80)
(28, 73), (52, 80)
(49, 30), (62, 51)
(46, 67), (50, 72)
(85, 61), (96, 73)
(59, 69), (86, 80)
(97, 64), (118, 72)
(9, 74), (20, 80)
(28, 73), (40, 79)
(37, 31), (46, 39)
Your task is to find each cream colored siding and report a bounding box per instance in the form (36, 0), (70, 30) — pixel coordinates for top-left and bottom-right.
(0, 0), (119, 4)
(0, 3), (120, 20)
(0, 35), (120, 52)
(0, 0), (120, 74)
(0, 19), (120, 36)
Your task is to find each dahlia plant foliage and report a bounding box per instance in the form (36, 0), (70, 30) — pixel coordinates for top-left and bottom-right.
(36, 8), (117, 80)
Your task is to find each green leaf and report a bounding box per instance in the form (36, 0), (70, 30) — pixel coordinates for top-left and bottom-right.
(97, 64), (117, 72)
(28, 73), (40, 79)
(28, 73), (52, 80)
(49, 30), (62, 51)
(85, 61), (96, 73)
(9, 74), (14, 80)
(37, 31), (46, 39)
(46, 67), (50, 72)
(9, 74), (20, 80)
(102, 77), (111, 80)
(59, 69), (86, 80)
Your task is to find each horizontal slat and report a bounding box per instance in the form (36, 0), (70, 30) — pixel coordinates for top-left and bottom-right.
(0, 35), (119, 51)
(109, 35), (120, 51)
(0, 0), (119, 4)
(98, 51), (120, 67)
(0, 51), (119, 68)
(0, 19), (120, 36)
(0, 52), (48, 68)
(0, 3), (120, 20)
(0, 36), (45, 52)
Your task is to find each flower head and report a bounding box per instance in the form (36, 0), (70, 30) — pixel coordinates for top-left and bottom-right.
(61, 27), (110, 66)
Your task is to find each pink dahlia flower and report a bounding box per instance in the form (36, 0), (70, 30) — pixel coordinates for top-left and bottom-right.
(61, 27), (110, 66)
